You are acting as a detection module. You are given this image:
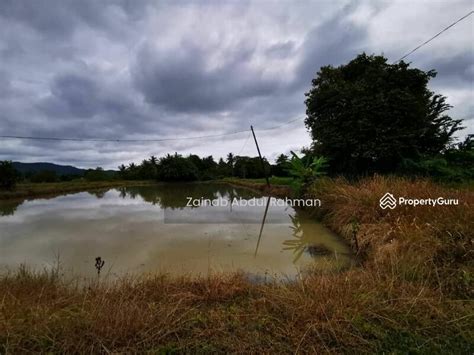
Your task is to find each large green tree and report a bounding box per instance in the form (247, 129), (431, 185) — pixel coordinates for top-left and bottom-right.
(304, 53), (463, 174)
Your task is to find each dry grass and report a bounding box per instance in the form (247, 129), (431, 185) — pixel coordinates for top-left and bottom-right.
(1, 268), (472, 353)
(1, 176), (473, 353)
(306, 175), (474, 297)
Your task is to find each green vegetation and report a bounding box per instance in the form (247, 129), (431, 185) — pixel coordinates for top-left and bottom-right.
(305, 53), (464, 176)
(401, 135), (474, 183)
(1, 176), (472, 353)
(0, 161), (18, 190)
(116, 153), (272, 181)
(286, 151), (327, 194)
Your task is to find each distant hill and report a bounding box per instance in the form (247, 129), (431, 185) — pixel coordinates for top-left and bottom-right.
(12, 162), (86, 176)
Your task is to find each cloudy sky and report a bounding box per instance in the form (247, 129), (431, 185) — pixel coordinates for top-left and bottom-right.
(0, 0), (472, 169)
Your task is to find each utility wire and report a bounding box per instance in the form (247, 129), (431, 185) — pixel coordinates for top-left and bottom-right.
(236, 132), (252, 156)
(255, 117), (305, 131)
(0, 117), (305, 143)
(393, 10), (473, 63)
(0, 129), (249, 143)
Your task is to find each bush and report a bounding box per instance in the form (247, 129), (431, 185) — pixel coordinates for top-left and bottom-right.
(0, 161), (18, 190)
(401, 150), (474, 183)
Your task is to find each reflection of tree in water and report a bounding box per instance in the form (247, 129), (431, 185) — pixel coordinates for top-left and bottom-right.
(87, 189), (107, 199)
(283, 214), (332, 263)
(117, 183), (261, 210)
(0, 199), (24, 216)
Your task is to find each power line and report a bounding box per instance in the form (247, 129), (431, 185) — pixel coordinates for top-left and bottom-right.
(236, 132), (252, 156)
(0, 117), (306, 143)
(394, 10), (473, 63)
(0, 129), (250, 143)
(256, 117), (305, 131)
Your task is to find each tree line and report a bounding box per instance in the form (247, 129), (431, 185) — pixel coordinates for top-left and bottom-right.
(0, 153), (294, 189)
(117, 153), (292, 181)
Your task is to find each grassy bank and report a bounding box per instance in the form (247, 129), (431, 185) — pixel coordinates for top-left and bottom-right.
(222, 177), (292, 198)
(306, 176), (473, 297)
(1, 176), (473, 353)
(0, 180), (156, 200)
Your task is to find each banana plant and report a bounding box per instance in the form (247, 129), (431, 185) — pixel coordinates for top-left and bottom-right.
(286, 151), (327, 195)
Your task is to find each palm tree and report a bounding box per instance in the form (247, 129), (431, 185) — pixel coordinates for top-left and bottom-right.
(226, 153), (235, 176)
(149, 155), (158, 166)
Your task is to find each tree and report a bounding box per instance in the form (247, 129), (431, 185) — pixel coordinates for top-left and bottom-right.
(234, 156), (270, 179)
(305, 53), (463, 175)
(0, 161), (18, 190)
(226, 153), (235, 176)
(157, 153), (199, 182)
(138, 158), (157, 179)
(149, 155), (158, 166)
(217, 158), (229, 177)
(273, 154), (290, 176)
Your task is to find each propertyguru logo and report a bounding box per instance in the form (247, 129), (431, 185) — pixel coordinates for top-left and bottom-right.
(379, 192), (459, 209)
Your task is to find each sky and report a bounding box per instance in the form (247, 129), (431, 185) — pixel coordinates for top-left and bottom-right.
(0, 0), (472, 169)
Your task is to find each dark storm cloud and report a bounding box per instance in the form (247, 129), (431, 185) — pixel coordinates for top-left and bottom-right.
(424, 51), (474, 88)
(294, 11), (368, 89)
(39, 73), (102, 118)
(0, 0), (149, 39)
(0, 0), (472, 168)
(132, 42), (283, 113)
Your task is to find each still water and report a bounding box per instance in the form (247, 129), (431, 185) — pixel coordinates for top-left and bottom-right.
(0, 184), (351, 279)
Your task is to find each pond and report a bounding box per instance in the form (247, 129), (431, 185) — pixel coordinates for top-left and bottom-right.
(0, 183), (352, 280)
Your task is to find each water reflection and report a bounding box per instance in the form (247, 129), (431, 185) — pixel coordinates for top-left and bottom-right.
(254, 196), (271, 257)
(0, 183), (352, 279)
(0, 199), (22, 216)
(283, 214), (332, 262)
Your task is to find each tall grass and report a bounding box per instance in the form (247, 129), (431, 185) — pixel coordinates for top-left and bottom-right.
(306, 175), (473, 297)
(1, 267), (472, 353)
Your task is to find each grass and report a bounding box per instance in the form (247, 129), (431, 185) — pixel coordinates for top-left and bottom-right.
(1, 176), (473, 353)
(0, 180), (156, 200)
(221, 177), (293, 198)
(305, 175), (474, 297)
(224, 176), (294, 186)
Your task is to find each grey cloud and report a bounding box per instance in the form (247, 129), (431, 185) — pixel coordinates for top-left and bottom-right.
(294, 9), (368, 90)
(39, 73), (101, 118)
(132, 41), (283, 113)
(425, 51), (474, 88)
(0, 0), (472, 168)
(265, 41), (296, 59)
(0, 0), (148, 39)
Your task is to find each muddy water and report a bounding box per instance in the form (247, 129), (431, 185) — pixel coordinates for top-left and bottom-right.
(0, 184), (352, 279)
